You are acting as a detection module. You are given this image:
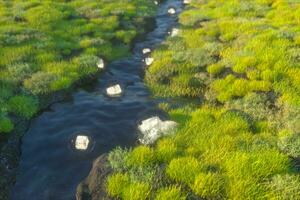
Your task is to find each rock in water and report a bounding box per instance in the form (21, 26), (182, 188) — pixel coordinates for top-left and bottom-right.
(75, 135), (90, 150)
(106, 84), (122, 97)
(170, 28), (179, 37)
(138, 116), (161, 133)
(183, 0), (191, 4)
(145, 57), (154, 66)
(142, 48), (151, 54)
(97, 58), (105, 69)
(138, 116), (178, 144)
(168, 7), (176, 15)
(154, 0), (159, 5)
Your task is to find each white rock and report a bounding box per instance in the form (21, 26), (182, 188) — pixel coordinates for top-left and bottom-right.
(183, 0), (191, 4)
(138, 116), (178, 145)
(168, 7), (176, 15)
(142, 48), (151, 54)
(160, 121), (178, 134)
(170, 28), (180, 37)
(106, 84), (122, 97)
(154, 1), (159, 5)
(97, 58), (105, 69)
(145, 57), (154, 66)
(75, 135), (90, 150)
(138, 116), (161, 133)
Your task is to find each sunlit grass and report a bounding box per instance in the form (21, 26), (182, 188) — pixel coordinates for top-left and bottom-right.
(0, 0), (157, 135)
(106, 0), (300, 199)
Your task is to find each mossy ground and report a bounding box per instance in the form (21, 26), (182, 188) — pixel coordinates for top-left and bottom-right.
(0, 0), (157, 138)
(106, 0), (300, 199)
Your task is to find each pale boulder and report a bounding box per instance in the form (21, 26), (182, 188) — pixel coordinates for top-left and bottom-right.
(160, 121), (178, 133)
(183, 0), (192, 4)
(145, 57), (154, 66)
(75, 135), (90, 150)
(142, 48), (151, 54)
(138, 116), (178, 145)
(170, 28), (180, 37)
(106, 84), (122, 97)
(97, 58), (105, 69)
(168, 7), (176, 15)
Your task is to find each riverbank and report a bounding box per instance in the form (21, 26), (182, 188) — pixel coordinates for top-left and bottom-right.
(0, 1), (157, 199)
(100, 0), (300, 199)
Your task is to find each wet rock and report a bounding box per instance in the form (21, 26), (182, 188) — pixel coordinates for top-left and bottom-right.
(106, 84), (122, 97)
(75, 135), (90, 150)
(142, 48), (151, 54)
(169, 28), (179, 37)
(97, 59), (105, 69)
(168, 7), (176, 15)
(138, 116), (178, 145)
(76, 154), (112, 200)
(183, 0), (192, 4)
(145, 57), (154, 66)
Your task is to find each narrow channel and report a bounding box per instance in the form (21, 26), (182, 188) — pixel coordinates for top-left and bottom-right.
(11, 0), (182, 199)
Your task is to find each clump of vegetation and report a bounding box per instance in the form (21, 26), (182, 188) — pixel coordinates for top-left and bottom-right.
(8, 95), (38, 119)
(0, 0), (157, 136)
(0, 116), (14, 134)
(192, 172), (226, 199)
(155, 186), (186, 200)
(106, 0), (300, 199)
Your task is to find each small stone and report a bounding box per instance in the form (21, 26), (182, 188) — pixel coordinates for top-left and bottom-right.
(142, 48), (151, 54)
(145, 57), (154, 66)
(97, 58), (105, 69)
(154, 1), (159, 5)
(106, 84), (122, 97)
(170, 28), (180, 37)
(183, 0), (192, 4)
(168, 7), (176, 15)
(75, 135), (90, 150)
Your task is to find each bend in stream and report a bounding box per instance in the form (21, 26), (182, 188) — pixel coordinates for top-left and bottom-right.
(11, 1), (183, 199)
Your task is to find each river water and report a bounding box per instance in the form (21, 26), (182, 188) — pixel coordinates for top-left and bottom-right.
(11, 0), (182, 199)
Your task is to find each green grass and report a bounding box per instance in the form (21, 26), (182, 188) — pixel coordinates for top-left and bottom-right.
(155, 186), (186, 200)
(106, 0), (300, 199)
(8, 95), (38, 119)
(0, 0), (157, 136)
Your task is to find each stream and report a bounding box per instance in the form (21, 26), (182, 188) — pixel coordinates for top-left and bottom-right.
(10, 0), (182, 199)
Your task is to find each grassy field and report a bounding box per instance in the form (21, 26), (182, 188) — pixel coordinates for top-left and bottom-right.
(106, 0), (300, 199)
(0, 0), (156, 139)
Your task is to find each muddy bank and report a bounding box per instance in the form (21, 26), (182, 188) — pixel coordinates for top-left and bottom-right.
(76, 154), (112, 200)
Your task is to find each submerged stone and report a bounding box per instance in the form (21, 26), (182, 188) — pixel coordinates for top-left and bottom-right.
(106, 84), (122, 97)
(75, 135), (90, 150)
(138, 116), (178, 145)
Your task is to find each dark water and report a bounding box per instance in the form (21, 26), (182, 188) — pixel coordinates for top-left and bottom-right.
(11, 1), (182, 200)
